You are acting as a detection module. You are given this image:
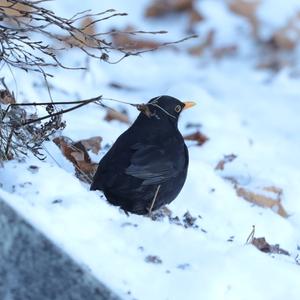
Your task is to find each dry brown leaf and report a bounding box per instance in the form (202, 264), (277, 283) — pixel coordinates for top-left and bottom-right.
(271, 12), (300, 50)
(104, 108), (130, 124)
(224, 176), (288, 218)
(0, 0), (33, 18)
(53, 136), (98, 183)
(183, 131), (209, 146)
(236, 185), (288, 218)
(263, 186), (282, 194)
(145, 0), (203, 32)
(215, 154), (237, 170)
(0, 89), (16, 104)
(256, 57), (290, 72)
(228, 0), (260, 35)
(251, 237), (290, 255)
(189, 8), (204, 24)
(53, 137), (79, 165)
(80, 136), (102, 154)
(187, 8), (204, 32)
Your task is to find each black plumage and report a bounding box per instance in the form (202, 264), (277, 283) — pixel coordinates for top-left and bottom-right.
(90, 95), (195, 215)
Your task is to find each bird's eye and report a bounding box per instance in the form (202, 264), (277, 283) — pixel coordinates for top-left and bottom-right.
(175, 105), (181, 113)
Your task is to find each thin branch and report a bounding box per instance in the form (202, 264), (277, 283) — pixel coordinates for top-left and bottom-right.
(0, 0), (194, 76)
(21, 95), (102, 126)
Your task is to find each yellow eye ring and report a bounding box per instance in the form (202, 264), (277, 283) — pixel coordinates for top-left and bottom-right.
(175, 105), (181, 113)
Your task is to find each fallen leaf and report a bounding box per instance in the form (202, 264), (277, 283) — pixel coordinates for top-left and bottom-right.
(104, 108), (130, 124)
(0, 0), (33, 18)
(80, 136), (102, 154)
(53, 136), (98, 183)
(189, 8), (204, 25)
(0, 89), (16, 104)
(223, 176), (288, 218)
(183, 130), (209, 146)
(251, 237), (290, 255)
(236, 185), (288, 218)
(228, 0), (260, 36)
(215, 154), (237, 170)
(256, 57), (290, 72)
(270, 12), (300, 50)
(145, 0), (203, 33)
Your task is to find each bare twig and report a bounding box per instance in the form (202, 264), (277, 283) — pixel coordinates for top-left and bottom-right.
(245, 225), (256, 244)
(148, 185), (161, 214)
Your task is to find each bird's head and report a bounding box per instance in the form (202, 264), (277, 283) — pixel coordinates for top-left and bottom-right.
(139, 95), (196, 123)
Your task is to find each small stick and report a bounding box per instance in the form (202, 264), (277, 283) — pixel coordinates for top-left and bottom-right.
(2, 96), (103, 121)
(148, 184), (161, 214)
(7, 99), (101, 107)
(245, 225), (256, 244)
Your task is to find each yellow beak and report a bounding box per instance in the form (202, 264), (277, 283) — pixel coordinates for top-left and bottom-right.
(183, 101), (196, 110)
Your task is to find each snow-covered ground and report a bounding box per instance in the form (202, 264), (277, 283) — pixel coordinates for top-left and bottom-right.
(1, 1), (300, 299)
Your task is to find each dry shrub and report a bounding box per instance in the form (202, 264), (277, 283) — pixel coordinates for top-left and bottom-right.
(0, 0), (186, 75)
(1, 102), (66, 161)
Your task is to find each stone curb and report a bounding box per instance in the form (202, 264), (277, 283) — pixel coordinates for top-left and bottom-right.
(0, 197), (122, 300)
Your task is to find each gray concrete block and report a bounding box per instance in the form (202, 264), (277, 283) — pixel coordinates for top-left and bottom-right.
(0, 197), (122, 300)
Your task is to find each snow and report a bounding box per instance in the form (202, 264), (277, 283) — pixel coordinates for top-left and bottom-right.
(1, 1), (300, 299)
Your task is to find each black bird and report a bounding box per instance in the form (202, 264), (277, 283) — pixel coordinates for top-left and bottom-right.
(91, 95), (196, 215)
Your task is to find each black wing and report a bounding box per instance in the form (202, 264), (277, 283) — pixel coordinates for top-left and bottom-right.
(125, 143), (184, 185)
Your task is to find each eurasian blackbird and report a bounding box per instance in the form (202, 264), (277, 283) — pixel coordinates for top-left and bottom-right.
(90, 95), (196, 214)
